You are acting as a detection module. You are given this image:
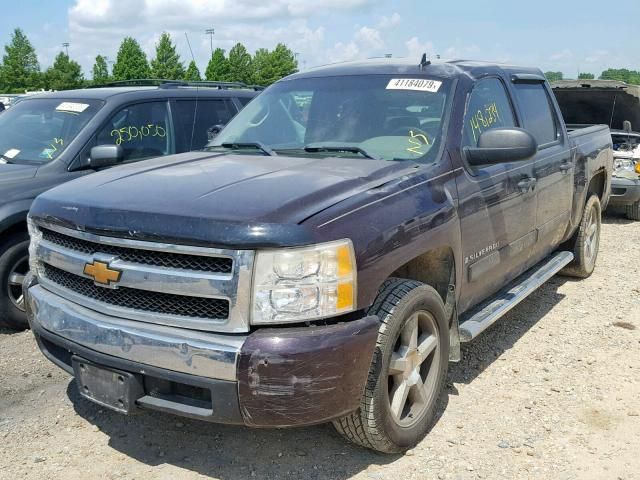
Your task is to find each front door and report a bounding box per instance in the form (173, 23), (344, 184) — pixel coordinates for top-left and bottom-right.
(453, 77), (538, 313)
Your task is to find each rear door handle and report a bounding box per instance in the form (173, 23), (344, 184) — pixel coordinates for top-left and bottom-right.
(560, 162), (573, 173)
(517, 177), (537, 192)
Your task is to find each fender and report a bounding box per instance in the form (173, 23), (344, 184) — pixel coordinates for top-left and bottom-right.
(0, 199), (33, 235)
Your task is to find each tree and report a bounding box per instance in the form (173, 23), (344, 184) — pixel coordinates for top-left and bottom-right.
(45, 52), (84, 90)
(226, 43), (252, 83)
(578, 72), (595, 80)
(150, 32), (184, 80)
(112, 37), (150, 80)
(544, 71), (563, 82)
(0, 28), (42, 92)
(92, 55), (110, 84)
(205, 48), (229, 81)
(599, 68), (640, 85)
(251, 48), (275, 86)
(184, 60), (201, 81)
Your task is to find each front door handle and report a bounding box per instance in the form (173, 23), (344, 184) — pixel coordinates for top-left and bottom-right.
(517, 177), (537, 193)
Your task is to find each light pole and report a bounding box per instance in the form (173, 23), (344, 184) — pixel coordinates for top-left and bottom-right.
(62, 42), (69, 56)
(205, 28), (215, 56)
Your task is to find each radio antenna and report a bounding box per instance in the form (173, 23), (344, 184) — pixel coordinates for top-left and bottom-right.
(185, 32), (199, 151)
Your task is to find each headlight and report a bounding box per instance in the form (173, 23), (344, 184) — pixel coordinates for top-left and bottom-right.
(251, 239), (357, 325)
(27, 217), (42, 274)
(614, 158), (635, 172)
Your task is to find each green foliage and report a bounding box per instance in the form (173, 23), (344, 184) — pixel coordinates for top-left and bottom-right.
(0, 28), (42, 92)
(578, 72), (595, 80)
(150, 32), (184, 80)
(112, 37), (150, 80)
(45, 52), (84, 90)
(544, 71), (564, 82)
(92, 55), (110, 84)
(226, 43), (252, 83)
(205, 48), (229, 81)
(184, 60), (201, 81)
(599, 68), (640, 85)
(252, 43), (298, 86)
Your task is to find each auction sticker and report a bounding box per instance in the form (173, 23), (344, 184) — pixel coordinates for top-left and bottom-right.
(4, 148), (20, 158)
(56, 102), (90, 113)
(386, 78), (442, 92)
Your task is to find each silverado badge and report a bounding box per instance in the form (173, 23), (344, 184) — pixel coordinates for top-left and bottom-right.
(83, 260), (122, 286)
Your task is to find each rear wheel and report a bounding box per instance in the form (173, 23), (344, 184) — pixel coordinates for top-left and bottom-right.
(561, 195), (601, 278)
(0, 233), (30, 330)
(333, 279), (449, 453)
(626, 202), (640, 221)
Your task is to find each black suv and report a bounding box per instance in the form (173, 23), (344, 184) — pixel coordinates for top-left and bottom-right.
(0, 81), (258, 329)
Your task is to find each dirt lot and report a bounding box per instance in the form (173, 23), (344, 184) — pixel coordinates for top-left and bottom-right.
(1, 211), (639, 480)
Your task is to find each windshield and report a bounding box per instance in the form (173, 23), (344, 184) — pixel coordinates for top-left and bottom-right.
(0, 98), (103, 164)
(209, 75), (452, 162)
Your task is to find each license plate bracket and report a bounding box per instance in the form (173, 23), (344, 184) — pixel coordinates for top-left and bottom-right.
(72, 356), (144, 414)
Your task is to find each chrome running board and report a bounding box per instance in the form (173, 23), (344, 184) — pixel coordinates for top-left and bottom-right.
(459, 251), (574, 342)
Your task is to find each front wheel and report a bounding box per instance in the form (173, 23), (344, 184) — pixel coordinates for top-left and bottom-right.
(561, 195), (601, 278)
(0, 233), (30, 330)
(333, 279), (449, 453)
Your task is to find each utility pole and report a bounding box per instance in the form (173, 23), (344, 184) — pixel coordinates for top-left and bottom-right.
(205, 28), (215, 56)
(62, 42), (69, 56)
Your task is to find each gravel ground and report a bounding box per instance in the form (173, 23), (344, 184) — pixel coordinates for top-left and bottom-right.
(1, 211), (638, 480)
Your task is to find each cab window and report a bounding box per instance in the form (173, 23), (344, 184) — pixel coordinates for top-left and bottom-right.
(463, 78), (517, 148)
(513, 83), (559, 146)
(95, 101), (173, 161)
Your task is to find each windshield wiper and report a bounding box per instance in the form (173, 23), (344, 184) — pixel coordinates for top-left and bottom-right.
(218, 142), (276, 156)
(303, 144), (377, 160)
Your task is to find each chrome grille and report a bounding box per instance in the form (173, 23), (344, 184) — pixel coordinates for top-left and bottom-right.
(31, 221), (255, 333)
(41, 228), (233, 273)
(43, 264), (230, 320)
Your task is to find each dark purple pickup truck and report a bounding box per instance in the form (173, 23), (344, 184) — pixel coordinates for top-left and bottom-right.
(24, 58), (612, 452)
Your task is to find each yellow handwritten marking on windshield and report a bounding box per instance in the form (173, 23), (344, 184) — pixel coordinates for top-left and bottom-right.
(110, 124), (167, 145)
(406, 130), (430, 155)
(43, 138), (65, 159)
(470, 102), (501, 143)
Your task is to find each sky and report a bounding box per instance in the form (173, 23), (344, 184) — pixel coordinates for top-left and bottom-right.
(0, 0), (638, 79)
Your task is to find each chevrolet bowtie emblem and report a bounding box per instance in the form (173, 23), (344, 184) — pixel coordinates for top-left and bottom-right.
(83, 260), (122, 286)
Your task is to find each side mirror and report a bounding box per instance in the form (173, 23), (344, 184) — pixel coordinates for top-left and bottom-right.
(465, 128), (538, 166)
(89, 145), (124, 168)
(207, 124), (225, 141)
(623, 120), (633, 134)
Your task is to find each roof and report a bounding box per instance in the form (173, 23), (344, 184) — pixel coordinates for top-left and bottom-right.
(19, 86), (258, 102)
(284, 57), (543, 82)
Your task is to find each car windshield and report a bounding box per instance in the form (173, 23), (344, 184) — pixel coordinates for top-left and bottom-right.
(209, 74), (452, 162)
(0, 98), (103, 164)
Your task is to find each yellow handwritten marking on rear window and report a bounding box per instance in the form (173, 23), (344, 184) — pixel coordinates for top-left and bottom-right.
(470, 102), (501, 144)
(406, 130), (430, 155)
(110, 124), (167, 145)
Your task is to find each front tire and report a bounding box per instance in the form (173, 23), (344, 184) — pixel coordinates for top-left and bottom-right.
(562, 195), (601, 278)
(0, 233), (30, 330)
(333, 279), (449, 453)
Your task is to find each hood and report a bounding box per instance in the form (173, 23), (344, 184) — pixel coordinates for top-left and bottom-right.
(30, 151), (419, 248)
(0, 162), (38, 182)
(552, 80), (640, 131)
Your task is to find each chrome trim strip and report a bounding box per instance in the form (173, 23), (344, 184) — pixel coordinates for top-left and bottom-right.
(32, 220), (255, 334)
(27, 285), (244, 381)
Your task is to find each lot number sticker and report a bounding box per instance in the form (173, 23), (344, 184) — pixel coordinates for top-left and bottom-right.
(386, 78), (442, 92)
(56, 102), (90, 113)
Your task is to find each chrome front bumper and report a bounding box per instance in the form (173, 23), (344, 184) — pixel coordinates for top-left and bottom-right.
(26, 284), (245, 381)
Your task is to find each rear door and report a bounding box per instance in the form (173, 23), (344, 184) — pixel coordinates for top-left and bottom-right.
(511, 78), (573, 253)
(454, 77), (538, 311)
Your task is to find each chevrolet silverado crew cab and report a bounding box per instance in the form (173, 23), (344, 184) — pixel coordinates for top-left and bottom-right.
(24, 59), (612, 453)
(0, 81), (257, 329)
(553, 80), (640, 220)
